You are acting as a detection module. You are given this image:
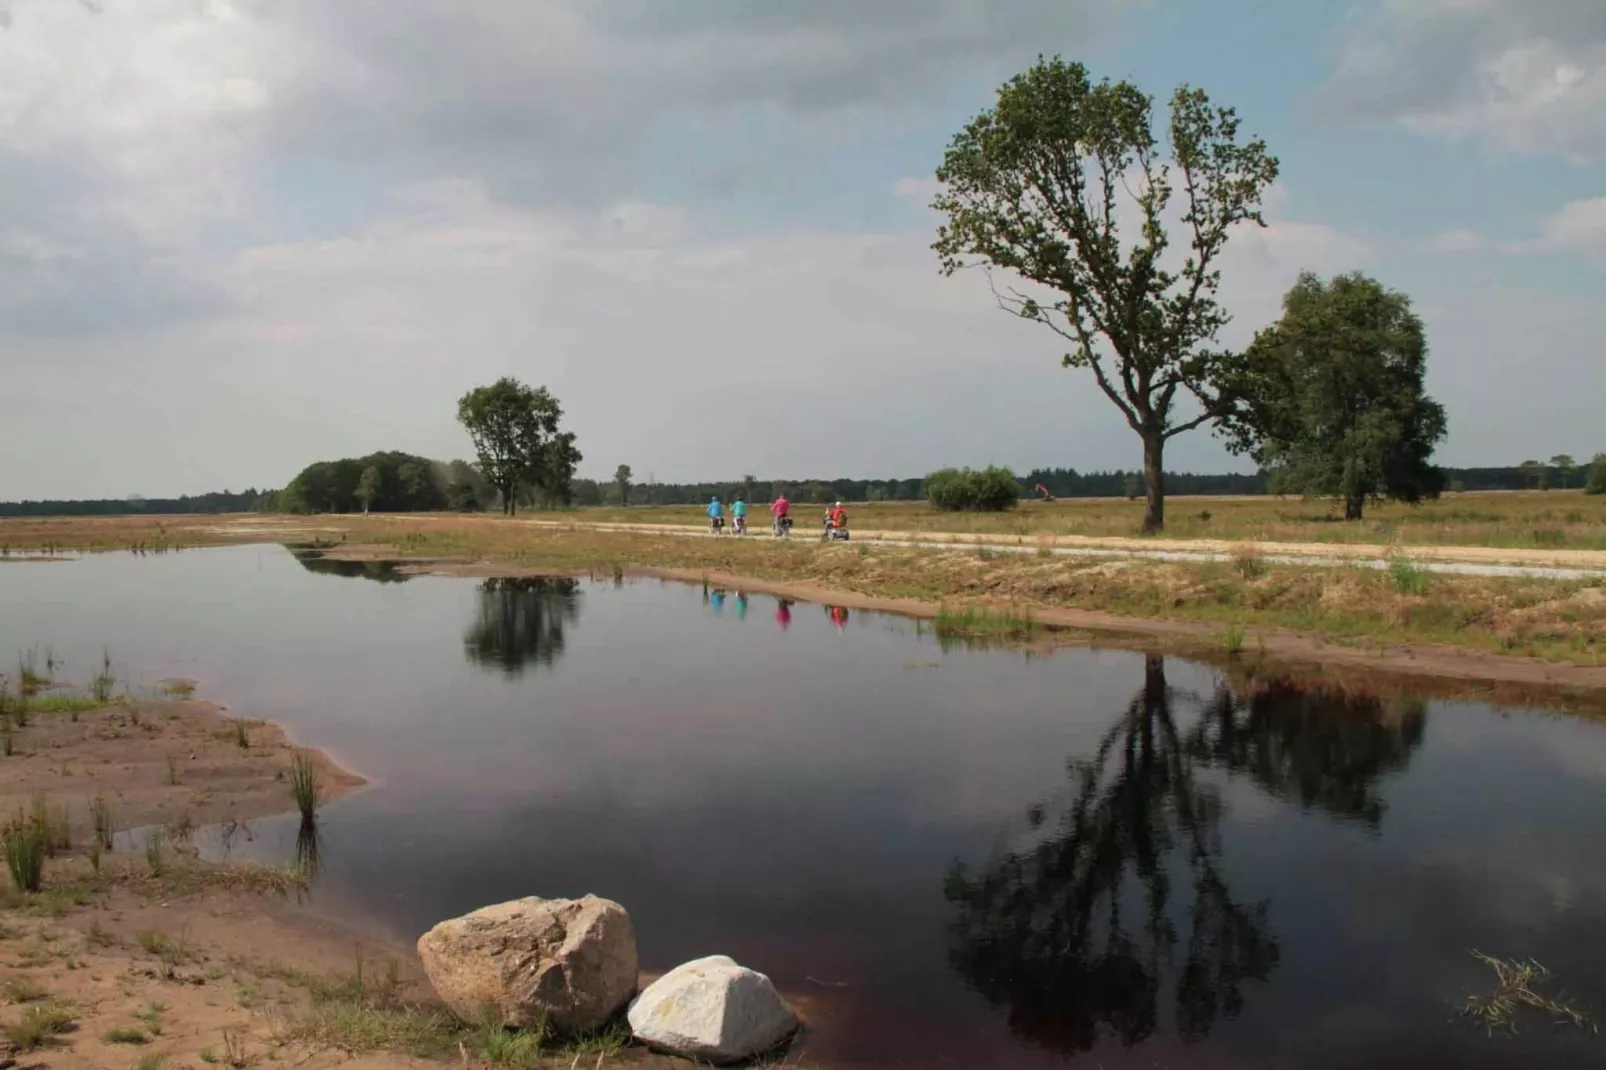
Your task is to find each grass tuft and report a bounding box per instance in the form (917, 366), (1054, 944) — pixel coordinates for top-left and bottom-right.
(104, 1026), (149, 1045)
(3, 976), (49, 1004)
(90, 647), (115, 704)
(290, 750), (321, 820)
(144, 828), (166, 877)
(91, 794), (115, 850)
(1388, 556), (1432, 596)
(1223, 621), (1247, 656)
(3, 812), (47, 892)
(932, 603), (1038, 648)
(2, 1003), (77, 1050)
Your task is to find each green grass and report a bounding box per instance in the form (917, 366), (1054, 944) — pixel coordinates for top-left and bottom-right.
(104, 1026), (149, 1044)
(477, 1012), (547, 1068)
(1388, 556), (1433, 595)
(1224, 621), (1247, 656)
(3, 813), (47, 892)
(145, 828), (167, 877)
(933, 604), (1038, 647)
(290, 750), (321, 820)
(2, 1003), (77, 1051)
(137, 1056), (165, 1070)
(27, 695), (104, 715)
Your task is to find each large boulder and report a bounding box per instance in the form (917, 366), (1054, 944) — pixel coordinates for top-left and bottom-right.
(628, 955), (799, 1063)
(417, 895), (637, 1033)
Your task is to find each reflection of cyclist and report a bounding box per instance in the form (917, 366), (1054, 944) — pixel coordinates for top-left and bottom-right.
(709, 588), (726, 612)
(735, 591), (749, 620)
(827, 605), (849, 632)
(775, 599), (793, 631)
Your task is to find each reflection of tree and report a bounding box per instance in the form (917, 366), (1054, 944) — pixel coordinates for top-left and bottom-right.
(944, 657), (1276, 1054)
(288, 547), (410, 584)
(1187, 682), (1425, 826)
(463, 578), (580, 675)
(946, 660), (1430, 1055)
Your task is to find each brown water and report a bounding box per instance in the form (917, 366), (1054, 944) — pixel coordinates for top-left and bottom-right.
(4, 545), (1606, 1068)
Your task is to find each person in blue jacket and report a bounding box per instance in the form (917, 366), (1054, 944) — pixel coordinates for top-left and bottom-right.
(707, 496), (724, 533)
(731, 496), (748, 534)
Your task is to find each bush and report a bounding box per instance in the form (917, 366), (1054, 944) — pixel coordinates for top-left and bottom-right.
(925, 467), (1021, 512)
(1587, 454), (1606, 496)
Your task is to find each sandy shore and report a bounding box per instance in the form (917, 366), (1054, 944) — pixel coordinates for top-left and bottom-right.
(0, 697), (683, 1069)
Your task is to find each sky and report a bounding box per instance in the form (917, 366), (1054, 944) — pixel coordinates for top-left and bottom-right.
(2, 0), (1604, 499)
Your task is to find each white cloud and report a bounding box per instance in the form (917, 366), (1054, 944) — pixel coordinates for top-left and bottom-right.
(1313, 0), (1606, 159)
(1537, 195), (1606, 253)
(1426, 229), (1483, 254)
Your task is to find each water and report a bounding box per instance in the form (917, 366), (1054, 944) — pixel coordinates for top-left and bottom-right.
(4, 545), (1606, 1068)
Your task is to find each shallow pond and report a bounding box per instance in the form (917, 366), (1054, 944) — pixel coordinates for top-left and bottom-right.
(4, 545), (1606, 1068)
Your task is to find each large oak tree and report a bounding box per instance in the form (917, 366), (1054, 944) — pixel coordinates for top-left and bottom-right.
(933, 56), (1279, 532)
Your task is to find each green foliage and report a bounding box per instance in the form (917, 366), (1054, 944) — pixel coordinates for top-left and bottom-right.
(613, 464), (632, 507)
(104, 1026), (149, 1045)
(280, 451), (452, 514)
(1224, 272), (1447, 520)
(1587, 454), (1606, 496)
(933, 55), (1278, 532)
(457, 378), (581, 516)
(925, 467), (1021, 512)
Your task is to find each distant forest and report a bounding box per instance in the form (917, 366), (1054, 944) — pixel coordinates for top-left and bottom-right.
(0, 461), (1588, 518)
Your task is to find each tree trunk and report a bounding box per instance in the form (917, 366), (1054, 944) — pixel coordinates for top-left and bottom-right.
(1344, 494), (1364, 521)
(500, 484), (516, 517)
(1141, 433), (1165, 534)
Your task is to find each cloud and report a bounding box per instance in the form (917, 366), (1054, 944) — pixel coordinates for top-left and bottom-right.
(1426, 229), (1483, 254)
(1312, 0), (1606, 159)
(1535, 195), (1606, 253)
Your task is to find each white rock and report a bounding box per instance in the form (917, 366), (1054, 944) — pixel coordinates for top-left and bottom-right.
(628, 954), (799, 1063)
(417, 895), (637, 1033)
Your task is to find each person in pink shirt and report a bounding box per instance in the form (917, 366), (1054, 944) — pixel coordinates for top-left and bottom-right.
(771, 493), (792, 537)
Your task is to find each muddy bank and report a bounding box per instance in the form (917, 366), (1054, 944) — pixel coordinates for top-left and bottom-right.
(0, 697), (366, 841)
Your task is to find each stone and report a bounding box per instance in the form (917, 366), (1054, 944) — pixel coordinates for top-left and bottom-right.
(416, 895), (637, 1033)
(628, 954), (799, 1063)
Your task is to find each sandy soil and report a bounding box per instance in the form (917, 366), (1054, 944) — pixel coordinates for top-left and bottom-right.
(0, 700), (771, 1069)
(0, 698), (365, 843)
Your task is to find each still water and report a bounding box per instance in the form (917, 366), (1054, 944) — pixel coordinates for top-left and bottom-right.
(4, 545), (1606, 1068)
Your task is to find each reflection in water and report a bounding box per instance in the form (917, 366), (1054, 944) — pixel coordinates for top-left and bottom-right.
(287, 546), (411, 584)
(1189, 682), (1427, 826)
(775, 599), (793, 632)
(825, 605), (849, 632)
(946, 659), (1431, 1054)
(463, 578), (581, 675)
(295, 817), (322, 885)
(735, 591), (749, 621)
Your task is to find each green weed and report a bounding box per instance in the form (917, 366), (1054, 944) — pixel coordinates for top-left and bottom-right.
(932, 604), (1038, 647)
(478, 1009), (547, 1068)
(90, 648), (115, 704)
(104, 1026), (149, 1044)
(1223, 621), (1246, 656)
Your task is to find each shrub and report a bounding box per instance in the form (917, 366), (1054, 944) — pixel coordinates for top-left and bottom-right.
(925, 466), (1020, 512)
(1587, 454), (1606, 496)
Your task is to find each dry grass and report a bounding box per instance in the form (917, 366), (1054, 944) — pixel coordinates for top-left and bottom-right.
(1461, 951), (1597, 1036)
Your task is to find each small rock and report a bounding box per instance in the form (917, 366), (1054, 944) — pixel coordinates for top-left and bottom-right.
(628, 955), (799, 1063)
(417, 895), (637, 1033)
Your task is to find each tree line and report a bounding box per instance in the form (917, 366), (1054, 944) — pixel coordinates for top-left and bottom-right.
(6, 458), (1603, 519)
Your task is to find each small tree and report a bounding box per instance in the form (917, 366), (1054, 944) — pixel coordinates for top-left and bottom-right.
(926, 467), (1020, 512)
(355, 466), (380, 515)
(456, 378), (579, 516)
(1550, 454), (1576, 489)
(743, 473), (757, 504)
(1587, 454), (1606, 496)
(614, 464), (633, 508)
(1518, 460), (1544, 491)
(933, 56), (1279, 532)
(1222, 272), (1446, 521)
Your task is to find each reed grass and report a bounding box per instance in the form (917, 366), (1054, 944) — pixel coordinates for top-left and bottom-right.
(2, 814), (47, 892)
(2, 1003), (76, 1051)
(90, 794), (115, 851)
(144, 828), (166, 877)
(89, 648), (115, 704)
(290, 750), (321, 820)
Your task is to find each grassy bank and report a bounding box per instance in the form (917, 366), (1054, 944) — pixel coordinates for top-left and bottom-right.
(315, 516), (1606, 668)
(7, 489), (1606, 554)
